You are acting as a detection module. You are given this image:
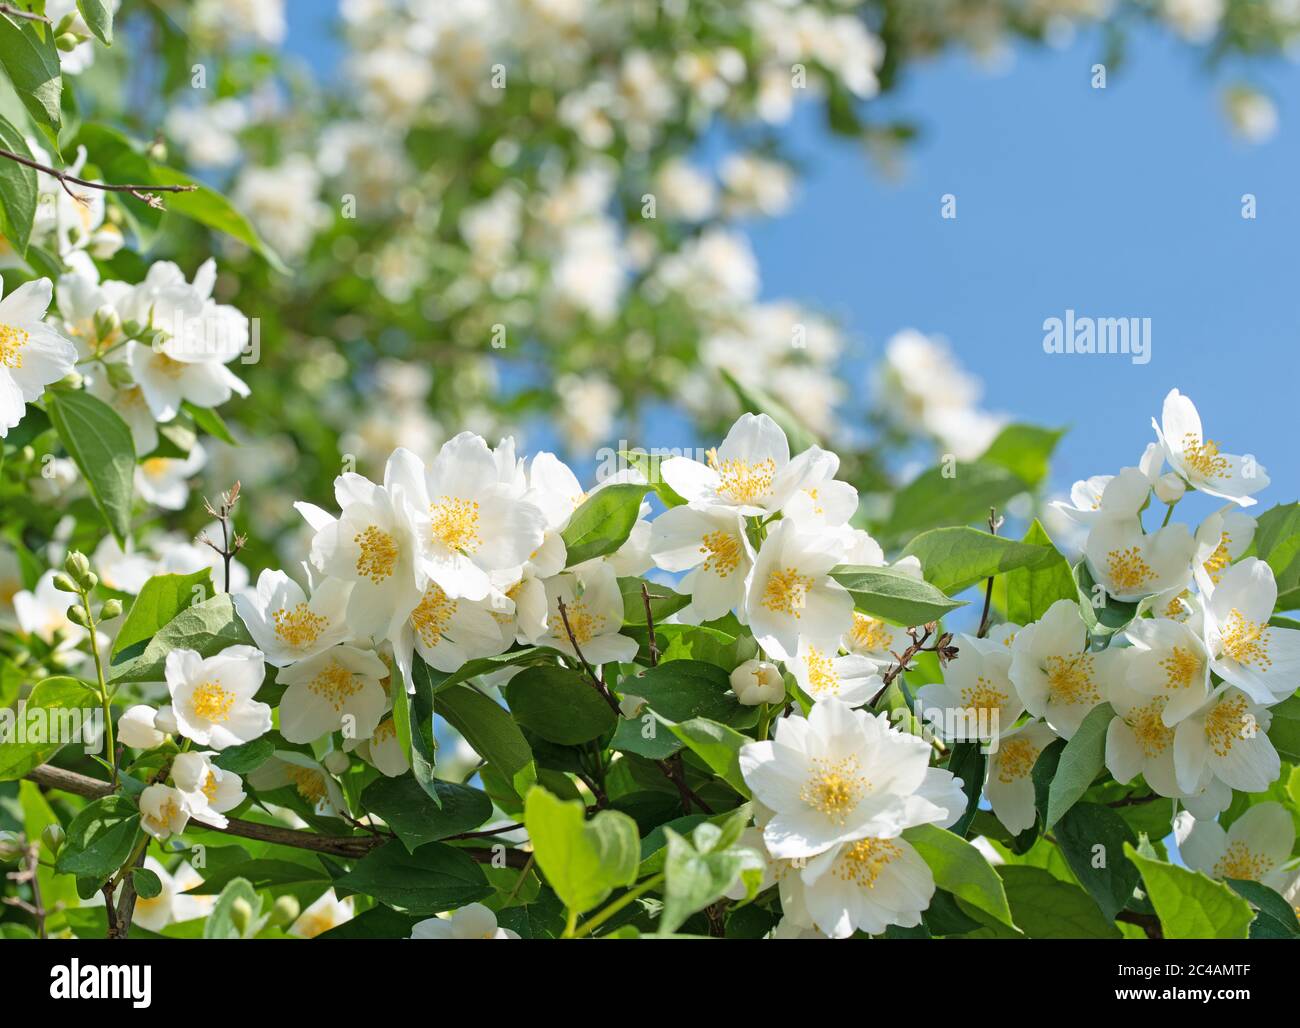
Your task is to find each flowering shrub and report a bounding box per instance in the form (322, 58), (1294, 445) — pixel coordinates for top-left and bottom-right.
(1, 1), (1299, 943)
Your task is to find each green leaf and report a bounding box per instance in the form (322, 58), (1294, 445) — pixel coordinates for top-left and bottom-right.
(54, 796), (141, 881)
(132, 867), (162, 899)
(945, 742), (985, 838)
(505, 665), (617, 745)
(76, 0), (114, 45)
(0, 114), (36, 254)
(903, 823), (1017, 931)
(437, 683), (536, 802)
(1073, 561), (1138, 636)
(617, 451), (687, 507)
(211, 737), (273, 774)
(3, 402), (49, 449)
(900, 526), (1054, 595)
(45, 389), (135, 544)
(830, 564), (965, 626)
(187, 859), (328, 895)
(1124, 843), (1254, 939)
(996, 520), (1078, 624)
(335, 841), (492, 914)
(561, 483), (649, 566)
(0, 14), (61, 150)
(203, 877), (265, 939)
(1225, 878), (1300, 938)
(1266, 694), (1300, 762)
(108, 593), (254, 682)
(112, 569), (213, 657)
(0, 676), (99, 780)
(665, 717), (752, 797)
(659, 826), (751, 934)
(622, 659), (757, 728)
(619, 575), (690, 625)
(718, 367), (819, 454)
(1251, 502), (1300, 611)
(524, 786), (639, 916)
(184, 401), (237, 445)
(403, 658), (440, 804)
(359, 776), (492, 852)
(1045, 703), (1114, 827)
(998, 865), (1120, 938)
(978, 424), (1065, 489)
(881, 461), (1028, 545)
(1053, 801), (1140, 920)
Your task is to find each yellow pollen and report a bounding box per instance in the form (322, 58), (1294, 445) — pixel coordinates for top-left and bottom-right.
(1127, 698), (1174, 757)
(549, 598), (604, 644)
(799, 755), (866, 824)
(707, 449), (776, 505)
(190, 680), (236, 722)
(1220, 609), (1271, 669)
(1213, 841), (1272, 882)
(850, 613), (893, 653)
(202, 771), (220, 802)
(960, 677), (1007, 717)
(1203, 532), (1233, 584)
(0, 322), (29, 368)
(283, 765), (328, 803)
(309, 660), (363, 711)
(1182, 434), (1230, 480)
(699, 530), (742, 577)
(762, 566), (815, 617)
(373, 719), (396, 744)
(154, 352), (188, 378)
(1159, 646), (1202, 691)
(142, 796), (181, 833)
(1106, 546), (1154, 593)
(803, 645), (840, 697)
(1043, 653), (1099, 707)
(354, 525), (398, 583)
(429, 495), (482, 552)
(997, 738), (1040, 783)
(411, 583), (457, 649)
(272, 602), (328, 649)
(833, 837), (902, 889)
(1205, 693), (1251, 757)
(142, 457), (171, 477)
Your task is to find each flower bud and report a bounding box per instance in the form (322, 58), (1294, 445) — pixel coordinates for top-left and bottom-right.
(105, 360), (135, 388)
(323, 751), (350, 775)
(119, 705), (165, 749)
(618, 694), (647, 718)
(54, 12), (77, 35)
(230, 897), (253, 935)
(66, 604), (90, 628)
(94, 305), (122, 341)
(0, 831), (24, 861)
(730, 659), (786, 706)
(55, 32), (80, 53)
(52, 572), (80, 594)
(64, 551), (93, 588)
(100, 598), (123, 620)
(1154, 472), (1186, 505)
(41, 824), (65, 856)
(154, 705), (179, 735)
(271, 895), (301, 928)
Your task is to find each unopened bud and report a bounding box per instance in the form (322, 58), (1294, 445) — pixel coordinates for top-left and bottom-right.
(105, 361), (135, 388)
(52, 572), (79, 594)
(54, 12), (77, 35)
(100, 598), (123, 620)
(270, 895), (300, 928)
(1154, 472), (1186, 505)
(64, 551), (93, 588)
(94, 305), (122, 341)
(41, 824), (65, 856)
(66, 604), (90, 628)
(730, 659), (786, 706)
(230, 897), (253, 935)
(0, 831), (24, 861)
(323, 751), (350, 775)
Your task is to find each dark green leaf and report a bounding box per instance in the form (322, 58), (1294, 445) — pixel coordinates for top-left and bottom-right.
(46, 389), (135, 544)
(505, 665), (617, 745)
(335, 841), (492, 914)
(360, 776), (492, 851)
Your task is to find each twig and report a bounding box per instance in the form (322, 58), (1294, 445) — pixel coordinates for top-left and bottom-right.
(657, 755), (714, 815)
(556, 596), (621, 714)
(0, 4), (51, 24)
(976, 507), (1003, 639)
(640, 584), (660, 667)
(867, 623), (958, 707)
(0, 147), (198, 210)
(1116, 910), (1163, 940)
(200, 482), (244, 593)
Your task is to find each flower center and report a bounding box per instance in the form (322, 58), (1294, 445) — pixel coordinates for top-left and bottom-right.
(800, 755), (866, 824)
(1213, 840), (1273, 882)
(803, 645), (840, 697)
(143, 796), (181, 833)
(1043, 653), (1099, 707)
(155, 352), (189, 378)
(996, 738), (1040, 783)
(1127, 698), (1174, 757)
(1105, 545), (1154, 593)
(550, 598), (604, 644)
(411, 583), (457, 649)
(202, 771), (220, 802)
(0, 322), (29, 369)
(1181, 434), (1230, 479)
(272, 602), (327, 648)
(309, 660), (363, 711)
(1205, 693), (1251, 756)
(373, 719), (396, 744)
(833, 837), (902, 889)
(699, 530), (742, 577)
(1203, 532), (1232, 583)
(429, 495), (482, 553)
(850, 613), (892, 652)
(284, 764), (328, 803)
(1159, 645), (1202, 690)
(190, 680), (236, 722)
(707, 449), (776, 505)
(960, 677), (1007, 717)
(1220, 609), (1271, 669)
(761, 566), (814, 617)
(354, 525), (398, 582)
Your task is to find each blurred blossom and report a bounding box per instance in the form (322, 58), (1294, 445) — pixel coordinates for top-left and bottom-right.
(233, 157), (329, 261)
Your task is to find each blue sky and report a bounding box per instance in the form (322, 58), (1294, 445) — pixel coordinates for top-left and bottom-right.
(284, 5), (1296, 496)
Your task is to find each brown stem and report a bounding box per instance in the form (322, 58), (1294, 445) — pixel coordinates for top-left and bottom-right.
(0, 147), (197, 210)
(557, 596), (621, 714)
(640, 583), (660, 667)
(1116, 910), (1163, 940)
(976, 507), (1003, 640)
(0, 4), (51, 24)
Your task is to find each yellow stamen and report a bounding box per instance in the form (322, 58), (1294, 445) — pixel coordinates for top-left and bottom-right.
(272, 603), (328, 649)
(190, 681), (236, 722)
(411, 583), (457, 649)
(800, 755), (866, 825)
(1106, 546), (1154, 593)
(429, 496), (482, 553)
(1213, 840), (1272, 882)
(997, 737), (1040, 783)
(1182, 434), (1230, 480)
(1205, 693), (1251, 756)
(707, 448), (776, 506)
(699, 530), (742, 577)
(0, 322), (29, 369)
(354, 525), (398, 583)
(308, 660), (363, 711)
(1043, 653), (1099, 707)
(833, 837), (902, 889)
(1159, 646), (1202, 691)
(1220, 609), (1271, 669)
(762, 566), (814, 617)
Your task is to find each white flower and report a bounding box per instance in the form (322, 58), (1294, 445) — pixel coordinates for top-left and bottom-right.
(139, 784), (190, 840)
(916, 634), (1023, 743)
(788, 637), (881, 706)
(661, 413), (807, 516)
(1193, 507), (1255, 591)
(249, 751), (348, 817)
(1010, 600), (1120, 738)
(232, 157), (327, 260)
(289, 889), (354, 939)
(841, 612), (911, 668)
(649, 504), (754, 623)
(234, 569), (352, 666)
(1202, 558), (1300, 705)
(14, 570), (87, 648)
(392, 581), (509, 684)
(1123, 616), (1212, 726)
(540, 563), (638, 665)
(410, 903), (520, 939)
(730, 659), (786, 706)
(1104, 680), (1181, 799)
(777, 446), (858, 530)
(171, 750), (245, 828)
(798, 834), (935, 939)
(1083, 518), (1195, 602)
(276, 645), (389, 744)
(165, 645), (272, 750)
(0, 277), (78, 438)
(119, 705), (166, 749)
(134, 445), (207, 511)
(92, 536), (159, 594)
(984, 720), (1059, 835)
(1153, 388), (1268, 506)
(744, 518), (853, 662)
(131, 858), (213, 931)
(1176, 802), (1295, 890)
(1173, 685), (1279, 795)
(351, 717), (410, 777)
(738, 698), (954, 860)
(1050, 465), (1152, 529)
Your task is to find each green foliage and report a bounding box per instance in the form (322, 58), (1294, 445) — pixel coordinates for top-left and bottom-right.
(0, 676), (98, 781)
(53, 796), (140, 881)
(335, 842), (492, 915)
(506, 665), (617, 745)
(108, 593), (254, 682)
(1045, 703), (1114, 827)
(112, 570), (213, 657)
(830, 564), (964, 625)
(1125, 844), (1255, 939)
(524, 787), (639, 917)
(561, 483), (650, 566)
(45, 389), (136, 544)
(900, 526), (1054, 595)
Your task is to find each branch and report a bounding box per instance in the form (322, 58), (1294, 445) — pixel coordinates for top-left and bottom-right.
(640, 583), (660, 667)
(556, 596), (621, 714)
(0, 4), (51, 23)
(1115, 910), (1163, 940)
(0, 147), (198, 210)
(867, 623), (958, 707)
(976, 507), (1003, 639)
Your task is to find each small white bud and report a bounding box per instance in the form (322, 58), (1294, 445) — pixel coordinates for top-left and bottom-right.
(118, 705), (165, 749)
(730, 660), (786, 706)
(1153, 472), (1186, 505)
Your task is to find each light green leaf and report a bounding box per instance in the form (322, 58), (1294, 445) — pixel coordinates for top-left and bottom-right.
(53, 795), (141, 881)
(904, 822), (1017, 931)
(505, 665), (617, 745)
(0, 14), (61, 150)
(996, 520), (1078, 624)
(203, 877), (266, 939)
(76, 0), (114, 45)
(900, 526), (1054, 595)
(664, 717), (752, 798)
(525, 786), (639, 916)
(881, 461), (1028, 546)
(112, 569), (213, 657)
(978, 424), (1065, 489)
(0, 114), (36, 254)
(561, 482), (649, 566)
(998, 865), (1120, 938)
(830, 564), (965, 626)
(1125, 843), (1254, 939)
(0, 676), (99, 781)
(1045, 702), (1114, 827)
(1251, 502), (1300, 611)
(108, 593), (254, 682)
(46, 389), (135, 544)
(659, 827), (752, 934)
